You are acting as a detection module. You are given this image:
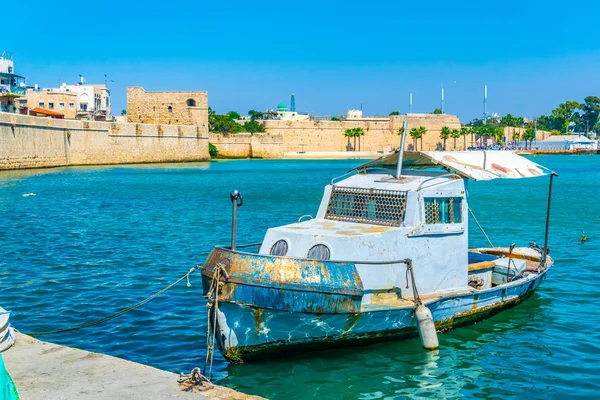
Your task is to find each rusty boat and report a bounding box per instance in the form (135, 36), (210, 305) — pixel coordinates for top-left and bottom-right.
(200, 141), (557, 363)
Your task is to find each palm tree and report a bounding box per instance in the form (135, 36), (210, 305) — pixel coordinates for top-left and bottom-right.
(418, 126), (427, 150)
(409, 127), (420, 150)
(344, 128), (358, 151)
(355, 127), (365, 151)
(513, 131), (520, 147)
(460, 126), (470, 150)
(450, 129), (461, 150)
(440, 126), (450, 150)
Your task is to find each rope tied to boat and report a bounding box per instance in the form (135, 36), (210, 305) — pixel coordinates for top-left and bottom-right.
(203, 263), (226, 380)
(468, 207), (495, 248)
(25, 267), (199, 336)
(404, 259), (422, 306)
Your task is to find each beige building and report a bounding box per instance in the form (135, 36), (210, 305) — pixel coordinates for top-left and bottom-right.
(17, 89), (77, 118)
(17, 79), (111, 121)
(126, 87), (208, 130)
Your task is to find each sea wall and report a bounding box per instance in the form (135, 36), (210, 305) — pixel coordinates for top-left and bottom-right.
(209, 132), (284, 158)
(0, 112), (210, 170)
(263, 114), (462, 153)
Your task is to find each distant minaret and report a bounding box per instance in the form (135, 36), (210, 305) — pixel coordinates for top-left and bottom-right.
(409, 93), (413, 113)
(484, 85), (488, 122)
(441, 86), (445, 113)
(290, 93), (296, 112)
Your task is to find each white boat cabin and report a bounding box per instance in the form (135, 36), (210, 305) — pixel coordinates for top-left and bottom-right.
(258, 151), (552, 303)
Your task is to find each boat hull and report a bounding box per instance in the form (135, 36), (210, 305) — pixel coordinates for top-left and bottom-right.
(208, 270), (546, 362)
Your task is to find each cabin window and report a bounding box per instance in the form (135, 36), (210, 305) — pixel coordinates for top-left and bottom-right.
(307, 244), (330, 261)
(424, 197), (462, 224)
(325, 186), (407, 227)
(270, 240), (288, 256)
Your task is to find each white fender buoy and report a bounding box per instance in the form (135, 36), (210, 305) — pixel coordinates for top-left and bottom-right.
(415, 304), (438, 350)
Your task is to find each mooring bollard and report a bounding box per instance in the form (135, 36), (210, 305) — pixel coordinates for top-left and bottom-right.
(229, 190), (243, 250)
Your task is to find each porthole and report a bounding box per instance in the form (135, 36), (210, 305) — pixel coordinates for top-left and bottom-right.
(307, 244), (331, 261)
(270, 240), (288, 256)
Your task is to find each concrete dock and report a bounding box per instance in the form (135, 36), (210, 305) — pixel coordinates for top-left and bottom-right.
(3, 332), (263, 400)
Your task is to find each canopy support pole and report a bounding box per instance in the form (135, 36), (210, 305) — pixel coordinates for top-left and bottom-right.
(542, 173), (558, 266)
(396, 121), (408, 178)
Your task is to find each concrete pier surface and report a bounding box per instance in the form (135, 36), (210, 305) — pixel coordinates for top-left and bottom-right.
(3, 332), (263, 400)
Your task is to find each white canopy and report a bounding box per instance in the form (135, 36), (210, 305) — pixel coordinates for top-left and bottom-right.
(354, 151), (554, 181)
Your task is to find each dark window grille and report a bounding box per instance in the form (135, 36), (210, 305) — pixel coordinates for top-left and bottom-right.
(325, 186), (407, 226)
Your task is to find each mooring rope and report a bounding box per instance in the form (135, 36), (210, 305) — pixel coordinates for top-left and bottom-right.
(203, 264), (223, 380)
(25, 267), (199, 336)
(468, 207), (495, 248)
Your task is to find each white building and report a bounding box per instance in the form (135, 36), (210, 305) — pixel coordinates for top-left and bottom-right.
(267, 102), (309, 121)
(538, 135), (598, 151)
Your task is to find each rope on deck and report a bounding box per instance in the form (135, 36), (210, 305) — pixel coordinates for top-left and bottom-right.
(25, 267), (199, 336)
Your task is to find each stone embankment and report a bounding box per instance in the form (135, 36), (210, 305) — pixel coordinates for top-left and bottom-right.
(0, 112), (210, 170)
(3, 332), (263, 400)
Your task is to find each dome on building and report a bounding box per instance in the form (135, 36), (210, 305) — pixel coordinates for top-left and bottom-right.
(276, 102), (287, 111)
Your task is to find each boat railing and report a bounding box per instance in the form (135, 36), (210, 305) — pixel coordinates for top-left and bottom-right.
(331, 169), (358, 184)
(215, 244), (411, 267)
(417, 173), (463, 191)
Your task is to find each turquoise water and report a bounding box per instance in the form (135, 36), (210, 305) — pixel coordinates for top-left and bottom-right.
(1, 156), (599, 399)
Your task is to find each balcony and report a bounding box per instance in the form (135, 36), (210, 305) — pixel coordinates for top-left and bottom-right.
(0, 85), (26, 97)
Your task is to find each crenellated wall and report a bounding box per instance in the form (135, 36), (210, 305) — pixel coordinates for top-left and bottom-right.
(0, 112), (210, 170)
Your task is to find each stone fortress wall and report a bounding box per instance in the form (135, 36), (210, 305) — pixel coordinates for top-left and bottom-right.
(0, 112), (210, 170)
(126, 87), (209, 129)
(210, 114), (463, 158)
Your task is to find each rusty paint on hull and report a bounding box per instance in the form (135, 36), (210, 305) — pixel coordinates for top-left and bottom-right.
(208, 269), (547, 363)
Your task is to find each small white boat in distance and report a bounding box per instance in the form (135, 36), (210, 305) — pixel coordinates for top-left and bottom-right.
(200, 148), (557, 363)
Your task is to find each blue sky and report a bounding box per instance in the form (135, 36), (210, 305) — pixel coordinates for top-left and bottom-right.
(4, 0), (600, 121)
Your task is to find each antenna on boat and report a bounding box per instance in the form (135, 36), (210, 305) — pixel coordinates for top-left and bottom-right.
(396, 121), (409, 178)
(230, 190), (243, 250)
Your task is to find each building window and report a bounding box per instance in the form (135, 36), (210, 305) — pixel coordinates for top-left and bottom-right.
(69, 103), (74, 109)
(39, 102), (45, 108)
(59, 103), (65, 110)
(19, 100), (26, 107)
(168, 106), (173, 113)
(424, 197), (463, 224)
(49, 103), (55, 110)
(186, 99), (196, 107)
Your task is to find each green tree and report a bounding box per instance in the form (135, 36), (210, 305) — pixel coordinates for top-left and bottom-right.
(439, 126), (451, 150)
(512, 130), (520, 147)
(492, 127), (505, 145)
(460, 126), (470, 150)
(431, 108), (443, 115)
(210, 113), (244, 134)
(331, 116), (341, 121)
(389, 111), (400, 116)
(355, 127), (366, 151)
(522, 127), (536, 149)
(344, 128), (364, 151)
(248, 110), (265, 121)
(409, 126), (427, 150)
(120, 109), (127, 116)
(208, 142), (218, 158)
(243, 120), (265, 133)
(582, 96), (600, 133)
(227, 111), (241, 120)
(450, 128), (461, 150)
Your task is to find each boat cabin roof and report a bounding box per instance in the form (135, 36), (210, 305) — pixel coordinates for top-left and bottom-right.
(353, 151), (554, 181)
